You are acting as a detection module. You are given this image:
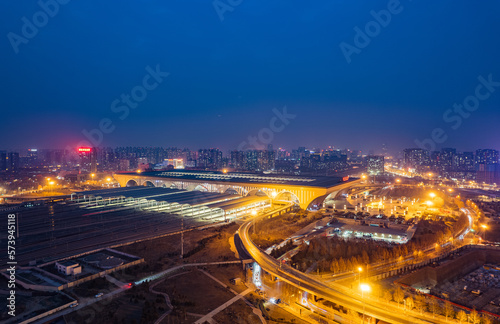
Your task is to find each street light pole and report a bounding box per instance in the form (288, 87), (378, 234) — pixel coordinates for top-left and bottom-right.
(480, 224), (487, 242)
(360, 283), (370, 324)
(362, 288), (365, 324)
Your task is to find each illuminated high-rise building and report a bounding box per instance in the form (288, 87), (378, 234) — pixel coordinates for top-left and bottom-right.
(0, 151), (6, 171)
(403, 148), (429, 170)
(367, 155), (385, 175)
(197, 148), (222, 170)
(475, 149), (499, 184)
(78, 147), (97, 174)
(6, 152), (19, 171)
(230, 150), (246, 170)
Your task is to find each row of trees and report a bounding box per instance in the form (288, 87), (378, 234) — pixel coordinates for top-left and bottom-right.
(413, 212), (468, 246)
(292, 234), (427, 272)
(291, 210), (469, 273)
(251, 210), (325, 249)
(382, 286), (495, 324)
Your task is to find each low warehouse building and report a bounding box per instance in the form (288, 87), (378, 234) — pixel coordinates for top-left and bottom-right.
(55, 260), (82, 275)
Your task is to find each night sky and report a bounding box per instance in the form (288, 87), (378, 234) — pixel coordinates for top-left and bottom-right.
(1, 0), (499, 153)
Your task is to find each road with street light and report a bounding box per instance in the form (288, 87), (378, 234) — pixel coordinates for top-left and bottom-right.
(239, 206), (455, 323)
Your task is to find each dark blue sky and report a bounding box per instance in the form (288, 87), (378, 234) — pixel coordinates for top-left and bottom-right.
(1, 0), (499, 153)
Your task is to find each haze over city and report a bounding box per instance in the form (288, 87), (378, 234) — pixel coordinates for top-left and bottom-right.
(2, 1), (500, 324)
(2, 1), (500, 152)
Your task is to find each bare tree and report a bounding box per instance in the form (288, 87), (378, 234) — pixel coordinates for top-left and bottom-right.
(405, 296), (414, 311)
(470, 308), (480, 324)
(428, 297), (439, 317)
(444, 302), (454, 322)
(482, 314), (492, 324)
(456, 310), (467, 324)
(414, 294), (426, 314)
(383, 290), (393, 303)
(394, 286), (405, 308)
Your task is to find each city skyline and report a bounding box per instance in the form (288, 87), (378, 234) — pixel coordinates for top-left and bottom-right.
(2, 143), (500, 156)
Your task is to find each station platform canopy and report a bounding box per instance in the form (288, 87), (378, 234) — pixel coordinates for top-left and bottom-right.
(70, 187), (271, 222)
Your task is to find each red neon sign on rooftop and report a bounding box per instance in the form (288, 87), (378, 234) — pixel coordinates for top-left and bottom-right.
(78, 147), (92, 152)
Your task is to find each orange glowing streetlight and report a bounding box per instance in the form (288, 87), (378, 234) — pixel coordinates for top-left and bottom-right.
(360, 283), (370, 292)
(479, 224), (488, 242)
(48, 181), (55, 193)
(429, 192), (436, 198)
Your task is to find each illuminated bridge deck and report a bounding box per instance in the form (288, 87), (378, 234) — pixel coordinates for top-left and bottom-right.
(113, 170), (358, 209)
(116, 170), (349, 188)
